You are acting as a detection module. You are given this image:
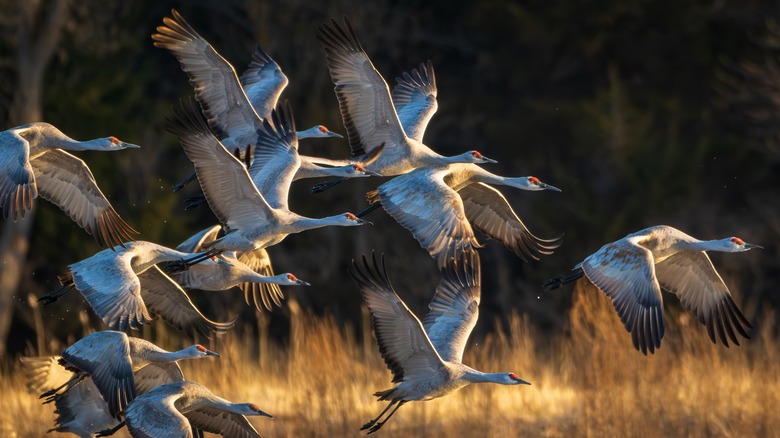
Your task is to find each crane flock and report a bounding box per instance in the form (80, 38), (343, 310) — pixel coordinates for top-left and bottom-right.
(0, 8), (761, 436)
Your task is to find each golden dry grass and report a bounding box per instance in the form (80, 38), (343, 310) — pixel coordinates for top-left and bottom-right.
(1, 282), (778, 437)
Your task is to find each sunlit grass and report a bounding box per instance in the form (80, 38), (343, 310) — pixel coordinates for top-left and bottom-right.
(1, 282), (777, 437)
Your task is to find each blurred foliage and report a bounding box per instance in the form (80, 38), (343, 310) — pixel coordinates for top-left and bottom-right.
(0, 0), (778, 355)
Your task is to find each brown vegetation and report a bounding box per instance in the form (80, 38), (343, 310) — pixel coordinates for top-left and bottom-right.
(2, 281), (776, 437)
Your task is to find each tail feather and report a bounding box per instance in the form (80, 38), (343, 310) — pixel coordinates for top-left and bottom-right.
(366, 189), (380, 204)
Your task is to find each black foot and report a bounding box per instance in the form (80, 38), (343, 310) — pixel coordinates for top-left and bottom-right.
(311, 177), (345, 194)
(184, 194), (207, 210)
(360, 420), (376, 431)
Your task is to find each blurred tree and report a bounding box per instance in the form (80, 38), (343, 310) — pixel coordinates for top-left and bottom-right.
(0, 0), (68, 358)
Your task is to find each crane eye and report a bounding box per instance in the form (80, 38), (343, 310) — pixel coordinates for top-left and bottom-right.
(508, 372), (519, 380)
(731, 237), (745, 245)
(249, 404), (260, 411)
(472, 151), (482, 159)
(319, 126), (328, 133)
(529, 177), (540, 185)
(109, 136), (121, 145)
(287, 274), (297, 281)
(353, 164), (364, 172)
(345, 213), (357, 220)
(196, 345), (207, 352)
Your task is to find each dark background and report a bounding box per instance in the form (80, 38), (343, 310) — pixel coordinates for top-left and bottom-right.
(0, 0), (777, 358)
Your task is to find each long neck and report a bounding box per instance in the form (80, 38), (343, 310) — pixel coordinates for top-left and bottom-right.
(463, 370), (511, 384)
(296, 126), (320, 139)
(143, 347), (193, 363)
(131, 339), (191, 364)
(675, 238), (724, 252)
(131, 241), (196, 272)
(289, 215), (348, 232)
(199, 394), (251, 415)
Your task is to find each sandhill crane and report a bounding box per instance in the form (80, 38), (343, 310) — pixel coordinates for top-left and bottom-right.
(174, 224), (310, 311)
(543, 225), (762, 354)
(29, 331), (219, 421)
(350, 251), (530, 434)
(151, 10), (382, 194)
(362, 163), (562, 268)
(0, 122), (139, 247)
(22, 356), (193, 438)
(37, 240), (236, 338)
(311, 18), (497, 193)
(96, 380), (271, 438)
(164, 99), (369, 271)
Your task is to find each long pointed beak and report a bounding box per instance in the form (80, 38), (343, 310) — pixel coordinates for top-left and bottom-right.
(296, 280), (311, 286)
(327, 131), (344, 138)
(357, 219), (373, 225)
(205, 350), (220, 357)
(514, 377), (532, 385)
(366, 171), (383, 177)
(255, 409), (274, 419)
(540, 183), (562, 192)
(123, 143), (141, 149)
(482, 157), (498, 164)
(745, 243), (764, 249)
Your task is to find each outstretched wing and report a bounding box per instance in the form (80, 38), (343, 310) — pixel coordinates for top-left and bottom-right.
(0, 128), (37, 220)
(247, 101), (300, 210)
(240, 44), (289, 119)
(152, 9), (259, 151)
(70, 249), (153, 331)
(60, 331), (135, 419)
(317, 18), (407, 158)
(423, 249), (481, 363)
(458, 183), (562, 262)
(655, 251), (752, 346)
(185, 407), (261, 438)
(134, 362), (186, 395)
(31, 149), (138, 249)
(375, 167), (481, 268)
(349, 252), (444, 383)
(392, 60), (438, 142)
(237, 247), (284, 311)
(139, 266), (237, 339)
(168, 98), (274, 232)
(580, 237), (665, 355)
(176, 225), (222, 253)
(124, 382), (191, 438)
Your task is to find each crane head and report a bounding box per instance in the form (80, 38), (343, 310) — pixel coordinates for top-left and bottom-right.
(507, 372), (532, 385)
(464, 150), (498, 164)
(515, 176), (561, 192)
(191, 344), (220, 357)
(246, 403), (274, 418)
(284, 273), (311, 286)
(727, 237), (763, 251)
(101, 136), (140, 150)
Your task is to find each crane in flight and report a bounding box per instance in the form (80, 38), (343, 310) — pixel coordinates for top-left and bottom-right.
(0, 122), (139, 248)
(350, 251), (530, 434)
(165, 99), (369, 272)
(361, 163), (562, 268)
(38, 240), (236, 339)
(174, 224), (310, 311)
(96, 380), (271, 438)
(312, 18), (497, 193)
(31, 331), (219, 420)
(152, 10), (384, 194)
(544, 225), (761, 354)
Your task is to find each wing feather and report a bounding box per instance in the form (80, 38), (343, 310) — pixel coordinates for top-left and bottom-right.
(316, 18), (407, 158)
(349, 252), (444, 383)
(459, 183), (562, 262)
(392, 60), (438, 142)
(0, 129), (37, 220)
(239, 44), (289, 119)
(139, 266), (237, 340)
(580, 237), (665, 354)
(375, 167), (481, 268)
(237, 248), (284, 311)
(31, 149), (138, 248)
(185, 407), (261, 438)
(655, 251), (752, 346)
(422, 249), (481, 363)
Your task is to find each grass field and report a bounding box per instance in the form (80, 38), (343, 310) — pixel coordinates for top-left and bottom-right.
(1, 282), (777, 437)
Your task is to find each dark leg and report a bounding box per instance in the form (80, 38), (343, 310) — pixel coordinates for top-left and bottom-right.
(542, 268), (584, 292)
(184, 194), (208, 210)
(361, 401), (397, 431)
(311, 177), (346, 194)
(38, 284), (73, 305)
(368, 401), (406, 434)
(96, 420), (126, 437)
(165, 249), (224, 273)
(173, 172), (197, 192)
(357, 203), (381, 218)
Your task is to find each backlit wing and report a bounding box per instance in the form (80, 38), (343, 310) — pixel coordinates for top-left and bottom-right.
(239, 44), (289, 119)
(0, 128), (37, 219)
(580, 236), (665, 355)
(655, 251), (752, 346)
(392, 60), (438, 142)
